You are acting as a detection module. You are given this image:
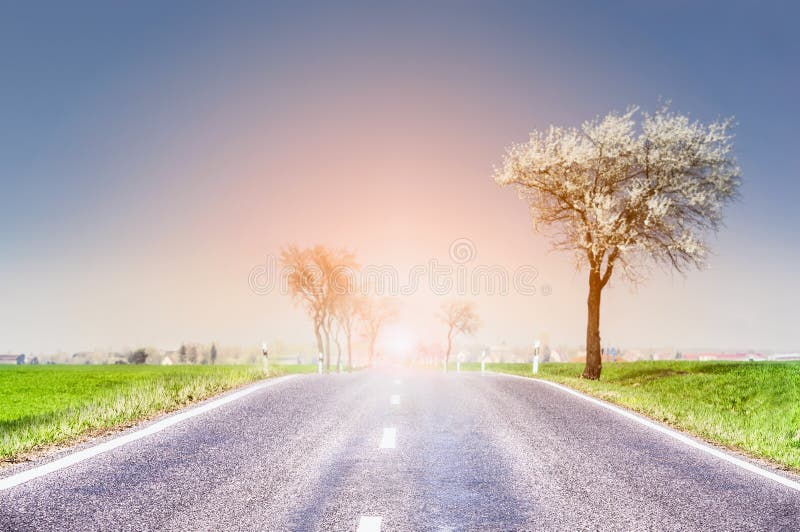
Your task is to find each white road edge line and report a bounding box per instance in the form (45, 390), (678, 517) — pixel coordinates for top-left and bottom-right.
(492, 372), (800, 492)
(390, 394), (400, 406)
(357, 515), (382, 532)
(0, 374), (298, 491)
(379, 427), (396, 449)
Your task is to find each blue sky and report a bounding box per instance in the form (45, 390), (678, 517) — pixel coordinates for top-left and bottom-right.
(1, 1), (798, 353)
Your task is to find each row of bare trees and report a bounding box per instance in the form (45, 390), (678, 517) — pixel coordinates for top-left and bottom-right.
(280, 245), (396, 371)
(281, 245), (484, 370)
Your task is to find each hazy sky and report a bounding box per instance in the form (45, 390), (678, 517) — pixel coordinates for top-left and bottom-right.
(1, 1), (798, 354)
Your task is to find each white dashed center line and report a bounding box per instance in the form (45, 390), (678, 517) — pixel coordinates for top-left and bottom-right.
(379, 427), (396, 449)
(390, 394), (400, 406)
(393, 378), (402, 385)
(357, 515), (382, 531)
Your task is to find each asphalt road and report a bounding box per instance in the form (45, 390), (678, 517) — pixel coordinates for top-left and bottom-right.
(1, 370), (799, 531)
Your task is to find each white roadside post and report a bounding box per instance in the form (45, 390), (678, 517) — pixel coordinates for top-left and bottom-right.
(532, 340), (541, 375)
(337, 358), (342, 374)
(317, 352), (324, 375)
(481, 349), (487, 374)
(443, 357), (447, 373)
(261, 342), (269, 375)
(457, 351), (464, 373)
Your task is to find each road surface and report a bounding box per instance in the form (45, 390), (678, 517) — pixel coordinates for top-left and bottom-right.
(1, 370), (798, 530)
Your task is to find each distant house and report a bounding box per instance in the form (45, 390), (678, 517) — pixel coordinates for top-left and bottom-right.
(161, 355), (174, 366)
(0, 354), (25, 365)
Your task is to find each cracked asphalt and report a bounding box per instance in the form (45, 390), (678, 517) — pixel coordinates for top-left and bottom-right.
(1, 369), (798, 531)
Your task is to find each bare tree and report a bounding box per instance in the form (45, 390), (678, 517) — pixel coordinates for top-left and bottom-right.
(495, 105), (740, 379)
(187, 345), (198, 364)
(360, 297), (397, 367)
(334, 294), (363, 370)
(331, 315), (343, 372)
(439, 300), (480, 366)
(281, 245), (356, 372)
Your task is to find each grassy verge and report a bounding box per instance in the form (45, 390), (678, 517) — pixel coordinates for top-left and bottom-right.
(0, 364), (314, 462)
(471, 361), (800, 471)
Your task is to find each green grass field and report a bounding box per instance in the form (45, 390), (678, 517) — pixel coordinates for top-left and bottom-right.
(475, 361), (800, 471)
(0, 364), (314, 462)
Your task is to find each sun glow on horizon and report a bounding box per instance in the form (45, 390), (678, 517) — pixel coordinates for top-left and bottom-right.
(380, 324), (417, 359)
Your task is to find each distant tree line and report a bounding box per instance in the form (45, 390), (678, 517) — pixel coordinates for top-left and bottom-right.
(177, 343), (218, 365)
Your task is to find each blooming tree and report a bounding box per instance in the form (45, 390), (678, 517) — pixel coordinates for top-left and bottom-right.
(494, 105), (740, 379)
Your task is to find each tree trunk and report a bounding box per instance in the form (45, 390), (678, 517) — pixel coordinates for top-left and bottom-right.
(346, 332), (352, 370)
(334, 333), (342, 373)
(323, 327), (331, 373)
(314, 324), (324, 361)
(445, 327), (453, 368)
(582, 270), (603, 379)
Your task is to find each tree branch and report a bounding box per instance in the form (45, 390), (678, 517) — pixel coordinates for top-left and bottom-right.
(600, 247), (619, 288)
